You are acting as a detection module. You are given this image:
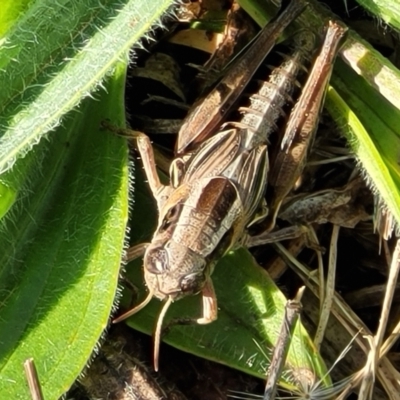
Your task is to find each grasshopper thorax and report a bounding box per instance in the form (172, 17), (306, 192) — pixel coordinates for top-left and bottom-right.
(143, 175), (241, 301)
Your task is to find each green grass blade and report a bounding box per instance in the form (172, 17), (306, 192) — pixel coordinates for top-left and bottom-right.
(0, 181), (16, 219)
(0, 62), (129, 399)
(326, 67), (400, 226)
(0, 0), (32, 36)
(354, 0), (400, 31)
(0, 0), (175, 175)
(340, 29), (400, 115)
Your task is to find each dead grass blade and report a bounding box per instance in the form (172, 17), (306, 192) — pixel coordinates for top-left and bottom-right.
(24, 358), (44, 400)
(314, 225), (340, 350)
(264, 287), (305, 400)
(273, 240), (400, 399)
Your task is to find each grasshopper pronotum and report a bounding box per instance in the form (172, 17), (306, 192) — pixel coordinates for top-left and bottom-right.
(112, 0), (347, 370)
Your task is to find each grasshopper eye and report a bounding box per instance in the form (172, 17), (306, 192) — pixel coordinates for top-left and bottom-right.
(180, 273), (203, 294)
(146, 247), (168, 274)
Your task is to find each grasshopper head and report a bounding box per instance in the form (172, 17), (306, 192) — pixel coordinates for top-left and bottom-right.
(143, 240), (208, 301)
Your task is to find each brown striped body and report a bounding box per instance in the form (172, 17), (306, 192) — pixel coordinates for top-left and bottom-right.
(115, 8), (348, 370)
(142, 29), (324, 302)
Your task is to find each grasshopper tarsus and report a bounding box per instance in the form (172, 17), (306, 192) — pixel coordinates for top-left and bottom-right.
(101, 120), (146, 142)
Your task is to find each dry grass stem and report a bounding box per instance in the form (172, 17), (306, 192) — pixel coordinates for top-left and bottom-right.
(273, 241), (400, 398)
(314, 225), (339, 349)
(307, 227), (325, 310)
(359, 239), (400, 399)
(264, 287), (305, 400)
(381, 318), (400, 358)
(24, 358), (44, 400)
(376, 240), (400, 352)
(306, 155), (354, 166)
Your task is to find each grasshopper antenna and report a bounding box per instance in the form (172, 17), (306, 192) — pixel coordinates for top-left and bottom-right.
(113, 289), (154, 324)
(153, 296), (173, 372)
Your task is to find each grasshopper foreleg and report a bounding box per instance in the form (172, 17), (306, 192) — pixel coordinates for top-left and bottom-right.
(102, 121), (172, 210)
(128, 130), (164, 198)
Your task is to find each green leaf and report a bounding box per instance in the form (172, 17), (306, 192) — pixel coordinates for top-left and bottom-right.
(233, 0), (277, 27)
(353, 0), (400, 31)
(0, 62), (129, 399)
(0, 181), (16, 219)
(0, 0), (175, 175)
(326, 65), (400, 225)
(0, 0), (33, 36)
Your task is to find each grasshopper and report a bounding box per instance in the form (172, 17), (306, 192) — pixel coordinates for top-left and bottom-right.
(113, 0), (347, 370)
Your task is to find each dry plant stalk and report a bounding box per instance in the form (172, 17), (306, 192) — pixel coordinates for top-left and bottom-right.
(24, 358), (44, 400)
(264, 287), (305, 400)
(274, 238), (400, 399)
